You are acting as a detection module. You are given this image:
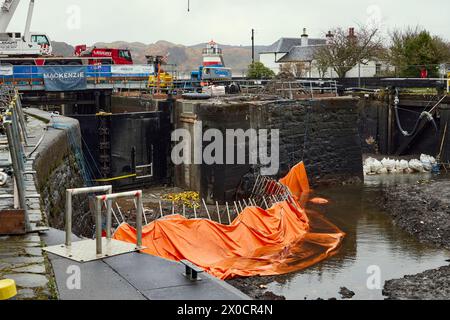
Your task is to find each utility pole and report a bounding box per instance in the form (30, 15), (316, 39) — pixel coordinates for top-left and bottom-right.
(251, 29), (255, 64)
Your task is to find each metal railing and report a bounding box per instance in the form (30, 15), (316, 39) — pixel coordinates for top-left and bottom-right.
(95, 190), (144, 255)
(64, 186), (144, 256)
(0, 85), (33, 231)
(65, 186), (113, 247)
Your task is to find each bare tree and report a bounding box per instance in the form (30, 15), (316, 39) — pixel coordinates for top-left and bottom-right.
(313, 58), (331, 78)
(280, 62), (309, 77)
(314, 26), (385, 78)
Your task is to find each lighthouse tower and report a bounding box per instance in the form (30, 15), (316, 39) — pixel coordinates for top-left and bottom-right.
(202, 40), (226, 68)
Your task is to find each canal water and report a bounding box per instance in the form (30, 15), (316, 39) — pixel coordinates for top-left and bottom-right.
(266, 174), (450, 300)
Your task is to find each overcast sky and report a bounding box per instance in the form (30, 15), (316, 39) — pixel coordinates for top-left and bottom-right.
(6, 0), (450, 46)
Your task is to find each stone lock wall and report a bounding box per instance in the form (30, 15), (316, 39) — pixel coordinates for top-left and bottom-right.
(174, 97), (364, 202)
(27, 109), (91, 237)
(252, 97), (364, 187)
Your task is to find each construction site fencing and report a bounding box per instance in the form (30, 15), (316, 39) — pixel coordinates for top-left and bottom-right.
(0, 85), (32, 231)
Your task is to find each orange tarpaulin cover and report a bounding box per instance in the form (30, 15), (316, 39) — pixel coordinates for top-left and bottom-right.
(279, 162), (311, 198)
(114, 162), (345, 280)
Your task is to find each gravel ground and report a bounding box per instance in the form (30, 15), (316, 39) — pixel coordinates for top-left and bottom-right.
(380, 179), (450, 300)
(383, 265), (450, 300)
(379, 179), (450, 250)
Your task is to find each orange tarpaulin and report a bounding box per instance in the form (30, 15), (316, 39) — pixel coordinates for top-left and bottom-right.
(113, 162), (345, 280)
(279, 162), (311, 198)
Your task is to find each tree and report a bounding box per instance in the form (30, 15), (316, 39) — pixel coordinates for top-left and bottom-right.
(247, 62), (275, 79)
(280, 62), (309, 77)
(388, 27), (450, 77)
(313, 58), (331, 78)
(313, 26), (385, 78)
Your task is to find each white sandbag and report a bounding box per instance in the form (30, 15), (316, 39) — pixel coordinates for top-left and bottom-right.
(370, 159), (383, 174)
(364, 157), (376, 167)
(378, 167), (388, 174)
(363, 165), (371, 175)
(381, 158), (396, 172)
(396, 160), (410, 173)
(409, 159), (424, 172)
(420, 154), (433, 171)
(202, 85), (226, 97)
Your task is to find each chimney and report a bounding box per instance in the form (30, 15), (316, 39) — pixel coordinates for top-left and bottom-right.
(301, 28), (309, 47)
(348, 27), (355, 38)
(326, 31), (334, 44)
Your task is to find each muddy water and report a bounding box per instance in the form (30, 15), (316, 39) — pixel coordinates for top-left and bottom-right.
(267, 174), (450, 300)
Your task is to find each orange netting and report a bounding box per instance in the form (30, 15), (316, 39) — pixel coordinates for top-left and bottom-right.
(113, 162), (345, 280)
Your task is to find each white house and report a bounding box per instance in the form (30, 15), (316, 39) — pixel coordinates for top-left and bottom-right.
(259, 29), (327, 74)
(260, 28), (387, 78)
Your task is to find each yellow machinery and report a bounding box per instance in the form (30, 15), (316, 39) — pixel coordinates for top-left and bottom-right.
(146, 55), (174, 93)
(148, 72), (173, 89)
(0, 279), (17, 300)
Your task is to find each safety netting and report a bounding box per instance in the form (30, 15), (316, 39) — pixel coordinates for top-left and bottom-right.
(113, 162), (345, 280)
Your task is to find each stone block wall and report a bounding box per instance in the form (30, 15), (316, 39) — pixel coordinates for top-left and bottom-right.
(174, 97), (364, 202)
(26, 109), (90, 236)
(252, 97), (363, 186)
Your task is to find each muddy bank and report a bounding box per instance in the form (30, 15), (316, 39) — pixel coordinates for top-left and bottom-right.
(380, 179), (450, 299)
(380, 179), (450, 250)
(228, 276), (354, 300)
(227, 276), (287, 300)
(383, 265), (450, 300)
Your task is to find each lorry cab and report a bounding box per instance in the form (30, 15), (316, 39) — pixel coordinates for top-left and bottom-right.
(30, 33), (52, 55)
(75, 45), (133, 65)
(0, 31), (49, 56)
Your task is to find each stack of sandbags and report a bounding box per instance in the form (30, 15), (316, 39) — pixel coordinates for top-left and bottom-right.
(364, 155), (438, 175)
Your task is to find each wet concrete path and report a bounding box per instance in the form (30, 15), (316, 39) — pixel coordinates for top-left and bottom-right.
(42, 228), (250, 300)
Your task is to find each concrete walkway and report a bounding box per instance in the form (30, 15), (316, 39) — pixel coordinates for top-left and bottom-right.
(42, 228), (250, 300)
(0, 115), (55, 300)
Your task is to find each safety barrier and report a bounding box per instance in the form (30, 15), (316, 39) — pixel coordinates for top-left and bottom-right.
(43, 187), (145, 262)
(0, 86), (34, 233)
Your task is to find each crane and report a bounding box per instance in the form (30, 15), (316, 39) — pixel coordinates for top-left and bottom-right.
(0, 0), (22, 32)
(0, 0), (53, 58)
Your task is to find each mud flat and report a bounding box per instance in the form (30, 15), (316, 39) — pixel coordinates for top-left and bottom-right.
(380, 179), (450, 250)
(383, 265), (450, 300)
(380, 179), (450, 300)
